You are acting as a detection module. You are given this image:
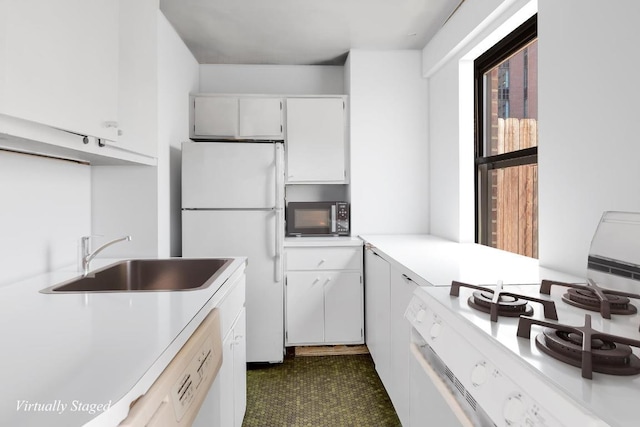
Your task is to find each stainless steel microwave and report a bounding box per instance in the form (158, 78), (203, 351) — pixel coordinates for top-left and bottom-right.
(286, 202), (350, 236)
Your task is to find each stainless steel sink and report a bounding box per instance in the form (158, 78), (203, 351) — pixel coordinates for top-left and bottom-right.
(40, 258), (233, 293)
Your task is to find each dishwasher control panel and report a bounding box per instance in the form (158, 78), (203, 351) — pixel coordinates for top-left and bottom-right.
(120, 309), (223, 427)
(170, 337), (217, 420)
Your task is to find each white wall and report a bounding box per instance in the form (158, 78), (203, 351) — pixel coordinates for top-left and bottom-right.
(536, 0), (640, 275)
(199, 64), (344, 94)
(428, 59), (464, 241)
(346, 50), (430, 236)
(157, 11), (200, 257)
(91, 166), (158, 258)
(0, 151), (90, 286)
(422, 0), (640, 276)
(423, 0), (536, 243)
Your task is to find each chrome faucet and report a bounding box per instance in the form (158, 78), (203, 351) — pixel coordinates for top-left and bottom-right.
(81, 235), (132, 276)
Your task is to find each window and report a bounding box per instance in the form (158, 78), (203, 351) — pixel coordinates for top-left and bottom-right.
(475, 15), (538, 258)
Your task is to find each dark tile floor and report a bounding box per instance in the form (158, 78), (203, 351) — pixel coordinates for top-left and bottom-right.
(242, 354), (401, 427)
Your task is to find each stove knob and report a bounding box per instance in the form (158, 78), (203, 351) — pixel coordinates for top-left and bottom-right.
(471, 363), (487, 386)
(416, 309), (426, 323)
(503, 395), (526, 425)
(430, 322), (441, 339)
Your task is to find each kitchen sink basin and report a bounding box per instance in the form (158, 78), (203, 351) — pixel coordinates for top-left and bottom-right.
(40, 258), (233, 293)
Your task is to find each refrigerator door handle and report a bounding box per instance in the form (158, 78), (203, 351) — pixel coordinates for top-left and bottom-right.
(274, 142), (284, 282)
(275, 209), (283, 282)
(275, 143), (284, 209)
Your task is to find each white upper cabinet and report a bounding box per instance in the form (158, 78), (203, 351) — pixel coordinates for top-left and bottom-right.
(0, 0), (119, 141)
(191, 95), (284, 140)
(239, 98), (283, 138)
(194, 97), (239, 138)
(285, 97), (347, 184)
(114, 0), (158, 158)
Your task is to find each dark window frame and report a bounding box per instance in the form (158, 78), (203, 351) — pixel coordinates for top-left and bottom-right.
(474, 14), (538, 249)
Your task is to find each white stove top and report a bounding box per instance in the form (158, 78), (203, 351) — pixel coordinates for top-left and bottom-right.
(409, 281), (640, 427)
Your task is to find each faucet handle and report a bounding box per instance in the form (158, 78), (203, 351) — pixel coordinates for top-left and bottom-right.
(81, 234), (104, 243)
(80, 234), (103, 251)
(81, 234), (103, 240)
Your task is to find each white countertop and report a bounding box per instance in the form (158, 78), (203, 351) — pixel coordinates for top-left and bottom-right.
(360, 234), (582, 286)
(0, 257), (247, 427)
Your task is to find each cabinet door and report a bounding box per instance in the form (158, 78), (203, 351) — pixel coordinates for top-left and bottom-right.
(194, 97), (238, 137)
(196, 280), (246, 427)
(364, 249), (391, 386)
(389, 269), (418, 427)
(214, 326), (235, 427)
(115, 0), (158, 158)
(213, 310), (246, 427)
(232, 309), (247, 427)
(0, 0), (119, 141)
(324, 272), (363, 343)
(286, 272), (325, 345)
(239, 98), (283, 138)
(286, 98), (346, 183)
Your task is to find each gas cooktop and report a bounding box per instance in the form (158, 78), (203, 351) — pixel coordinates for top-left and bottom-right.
(413, 280), (640, 426)
(407, 211), (640, 426)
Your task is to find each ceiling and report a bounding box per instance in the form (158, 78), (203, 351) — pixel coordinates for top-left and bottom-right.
(159, 0), (464, 65)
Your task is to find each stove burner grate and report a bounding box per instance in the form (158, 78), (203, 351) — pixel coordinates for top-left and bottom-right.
(541, 279), (640, 319)
(518, 314), (640, 379)
(450, 281), (557, 322)
(468, 290), (533, 318)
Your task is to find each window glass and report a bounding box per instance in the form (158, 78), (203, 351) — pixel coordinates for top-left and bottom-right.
(487, 164), (538, 256)
(483, 40), (537, 156)
(475, 15), (538, 258)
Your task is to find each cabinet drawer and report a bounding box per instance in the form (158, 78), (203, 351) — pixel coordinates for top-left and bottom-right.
(286, 247), (361, 271)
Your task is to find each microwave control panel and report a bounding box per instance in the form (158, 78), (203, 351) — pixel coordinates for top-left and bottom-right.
(336, 202), (349, 234)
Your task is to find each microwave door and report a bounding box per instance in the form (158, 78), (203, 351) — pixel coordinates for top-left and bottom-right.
(288, 207), (330, 236)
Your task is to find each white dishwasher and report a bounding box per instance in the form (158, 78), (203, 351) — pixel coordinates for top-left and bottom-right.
(119, 309), (223, 427)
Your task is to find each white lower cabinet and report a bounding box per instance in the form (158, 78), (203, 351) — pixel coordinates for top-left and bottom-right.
(364, 248), (391, 386)
(219, 308), (247, 427)
(285, 244), (364, 346)
(389, 269), (417, 427)
(364, 247), (416, 426)
(193, 276), (246, 427)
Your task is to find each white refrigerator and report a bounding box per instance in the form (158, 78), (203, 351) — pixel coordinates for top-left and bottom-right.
(182, 141), (284, 363)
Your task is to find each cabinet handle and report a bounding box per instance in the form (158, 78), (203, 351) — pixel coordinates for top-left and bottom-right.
(402, 274), (414, 283)
(104, 121), (119, 129)
(312, 277), (320, 285)
(318, 259), (326, 266)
